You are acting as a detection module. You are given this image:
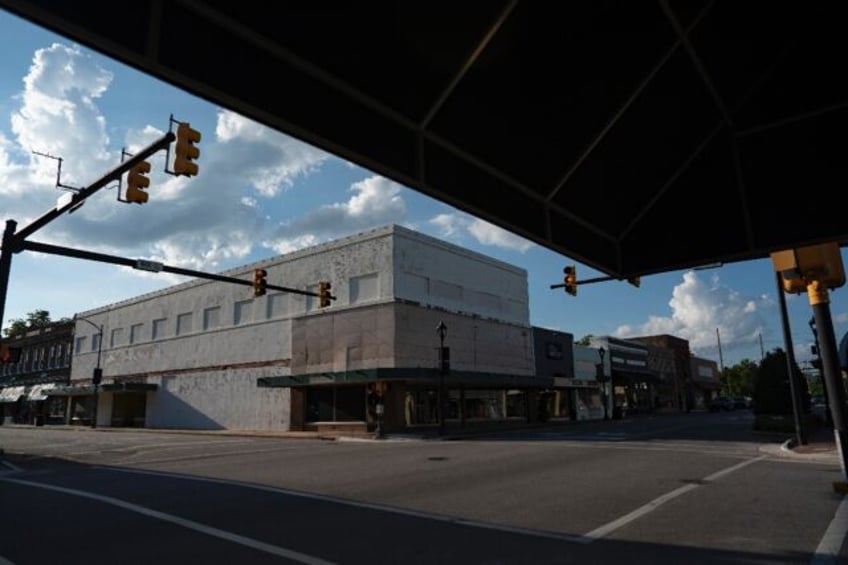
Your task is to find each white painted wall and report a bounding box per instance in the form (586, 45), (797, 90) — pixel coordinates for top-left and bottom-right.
(70, 225), (534, 429)
(393, 227), (530, 325)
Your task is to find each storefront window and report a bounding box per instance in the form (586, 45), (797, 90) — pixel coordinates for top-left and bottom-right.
(505, 390), (526, 418)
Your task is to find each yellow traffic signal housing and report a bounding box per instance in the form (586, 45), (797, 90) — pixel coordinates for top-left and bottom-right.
(563, 265), (577, 296)
(318, 281), (332, 308)
(253, 268), (267, 297)
(126, 161), (151, 204)
(174, 122), (201, 176)
(771, 242), (845, 294)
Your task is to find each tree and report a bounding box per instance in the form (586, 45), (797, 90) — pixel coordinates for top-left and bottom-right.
(753, 348), (809, 415)
(575, 335), (594, 346)
(3, 309), (64, 338)
(27, 309), (51, 329)
(3, 318), (28, 338)
(720, 359), (757, 397)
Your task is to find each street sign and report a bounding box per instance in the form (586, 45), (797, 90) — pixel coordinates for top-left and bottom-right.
(135, 259), (164, 272)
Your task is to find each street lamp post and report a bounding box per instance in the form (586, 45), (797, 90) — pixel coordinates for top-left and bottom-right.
(597, 346), (608, 420)
(436, 321), (448, 436)
(75, 316), (103, 429)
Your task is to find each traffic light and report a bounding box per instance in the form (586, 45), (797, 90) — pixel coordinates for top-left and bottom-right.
(627, 276), (641, 288)
(318, 281), (332, 308)
(253, 268), (267, 297)
(564, 265), (577, 296)
(0, 345), (21, 363)
(174, 122), (201, 176)
(125, 160), (151, 204)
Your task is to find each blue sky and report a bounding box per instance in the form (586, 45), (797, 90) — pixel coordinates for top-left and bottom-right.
(1, 10), (846, 370)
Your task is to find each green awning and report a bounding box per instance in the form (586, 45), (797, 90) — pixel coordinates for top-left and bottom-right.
(46, 382), (157, 395)
(46, 385), (95, 396)
(102, 382), (157, 393)
(258, 367), (553, 389)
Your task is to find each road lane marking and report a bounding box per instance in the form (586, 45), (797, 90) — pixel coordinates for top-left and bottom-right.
(0, 476), (336, 565)
(1, 461), (21, 473)
(811, 495), (848, 564)
(582, 455), (767, 542)
(101, 467), (590, 544)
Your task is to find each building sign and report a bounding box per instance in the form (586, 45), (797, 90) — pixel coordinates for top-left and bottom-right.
(546, 341), (564, 360)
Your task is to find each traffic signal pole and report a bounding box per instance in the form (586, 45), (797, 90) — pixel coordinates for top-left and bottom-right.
(0, 219), (18, 334)
(0, 132), (175, 329)
(808, 281), (848, 483)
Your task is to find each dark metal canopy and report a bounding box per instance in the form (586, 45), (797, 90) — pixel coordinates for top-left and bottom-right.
(258, 367), (553, 389)
(2, 1), (846, 277)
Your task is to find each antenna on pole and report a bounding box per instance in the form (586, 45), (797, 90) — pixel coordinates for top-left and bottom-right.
(31, 150), (80, 192)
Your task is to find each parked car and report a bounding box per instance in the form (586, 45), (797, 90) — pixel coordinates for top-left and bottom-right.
(709, 396), (735, 412)
(732, 396), (752, 409)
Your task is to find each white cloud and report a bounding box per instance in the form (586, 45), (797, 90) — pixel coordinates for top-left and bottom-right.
(429, 213), (534, 253)
(0, 43), (341, 278)
(430, 213), (461, 237)
(614, 270), (770, 358)
(468, 219), (534, 252)
(264, 175), (407, 253)
(214, 110), (328, 197)
(11, 43), (113, 187)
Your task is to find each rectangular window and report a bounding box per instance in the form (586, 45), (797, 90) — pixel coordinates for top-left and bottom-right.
(234, 300), (252, 325)
(203, 307), (220, 330)
(305, 285), (318, 312)
(130, 323), (144, 344)
(152, 318), (167, 340)
(91, 333), (101, 352)
(267, 294), (288, 319)
(176, 312), (193, 336)
(350, 273), (378, 304)
(110, 328), (124, 348)
(432, 280), (462, 301)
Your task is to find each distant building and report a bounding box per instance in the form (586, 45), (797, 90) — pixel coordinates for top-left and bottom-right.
(0, 321), (73, 425)
(590, 336), (659, 416)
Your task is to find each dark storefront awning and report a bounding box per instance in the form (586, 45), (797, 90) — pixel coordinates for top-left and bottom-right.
(692, 379), (721, 391)
(102, 383), (157, 393)
(46, 385), (95, 396)
(46, 382), (158, 396)
(611, 370), (662, 385)
(259, 368), (554, 390)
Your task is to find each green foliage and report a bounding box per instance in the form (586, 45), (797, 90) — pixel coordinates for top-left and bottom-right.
(720, 358), (757, 396)
(575, 335), (593, 346)
(752, 348), (809, 416)
(3, 309), (57, 338)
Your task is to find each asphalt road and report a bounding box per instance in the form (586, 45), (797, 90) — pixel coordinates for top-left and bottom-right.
(1, 411), (846, 564)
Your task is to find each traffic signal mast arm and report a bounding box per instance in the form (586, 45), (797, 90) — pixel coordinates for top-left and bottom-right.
(10, 132), (175, 247)
(549, 275), (641, 289)
(19, 240), (323, 300)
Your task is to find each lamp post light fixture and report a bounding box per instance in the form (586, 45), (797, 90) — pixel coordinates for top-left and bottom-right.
(436, 321), (448, 436)
(75, 315), (103, 429)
